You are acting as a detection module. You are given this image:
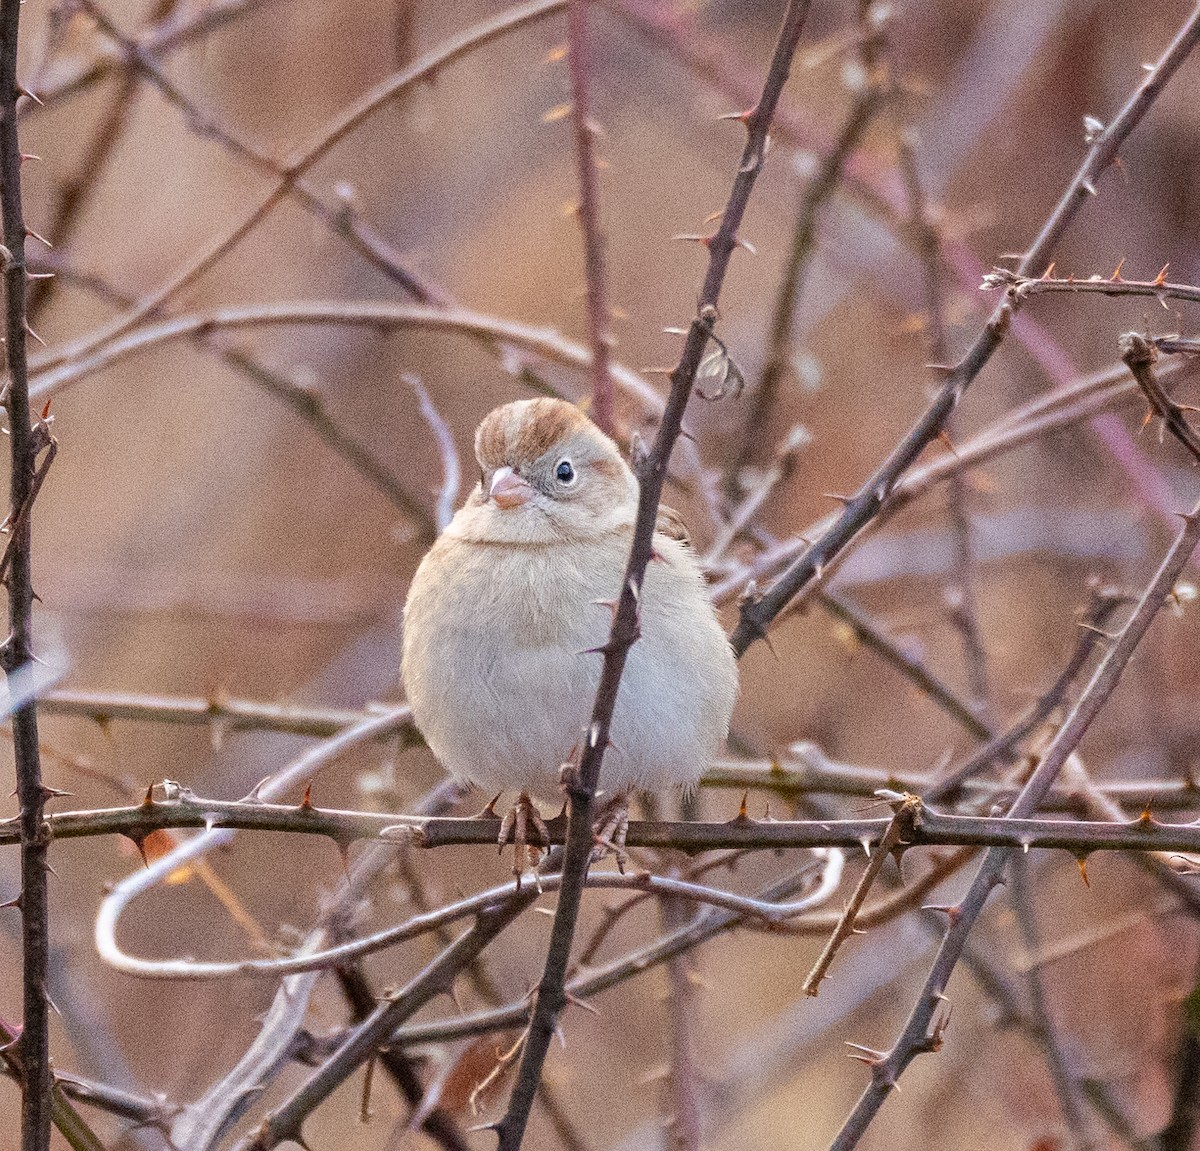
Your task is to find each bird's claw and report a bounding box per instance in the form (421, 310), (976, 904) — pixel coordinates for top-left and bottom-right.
(590, 792), (630, 873)
(497, 792), (549, 891)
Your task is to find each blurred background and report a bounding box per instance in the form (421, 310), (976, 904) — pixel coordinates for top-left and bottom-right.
(3, 0), (1200, 1148)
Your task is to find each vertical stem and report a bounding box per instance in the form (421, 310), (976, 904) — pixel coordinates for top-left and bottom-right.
(0, 2), (51, 1150)
(567, 0), (615, 435)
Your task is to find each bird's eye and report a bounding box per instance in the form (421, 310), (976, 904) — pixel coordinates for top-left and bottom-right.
(555, 459), (576, 485)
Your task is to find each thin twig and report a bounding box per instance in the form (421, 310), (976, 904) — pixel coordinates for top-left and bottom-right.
(1008, 855), (1100, 1150)
(660, 884), (702, 1151)
(40, 686), (416, 740)
(403, 373), (462, 532)
(896, 133), (993, 716)
(802, 792), (919, 996)
(982, 264), (1200, 307)
(566, 0), (615, 434)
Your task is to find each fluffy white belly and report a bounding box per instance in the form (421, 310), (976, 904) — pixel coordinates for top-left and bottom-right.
(402, 537), (735, 801)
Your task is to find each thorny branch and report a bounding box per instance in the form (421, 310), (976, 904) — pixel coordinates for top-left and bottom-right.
(0, 0), (53, 1145)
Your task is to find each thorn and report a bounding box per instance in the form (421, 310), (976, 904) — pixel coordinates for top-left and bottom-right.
(565, 990), (602, 1017)
(1110, 257), (1126, 282)
(717, 106), (755, 124)
(24, 228), (51, 249)
(1082, 178), (1098, 196)
(141, 783), (155, 807)
(16, 85), (43, 106)
(822, 492), (853, 506)
(1075, 854), (1090, 887)
(671, 233), (713, 248)
(844, 1041), (887, 1065)
(922, 903), (961, 923)
(480, 794), (503, 820)
(24, 323), (45, 347)
(1155, 262), (1170, 286)
(125, 833), (150, 868)
(1041, 261), (1056, 279)
(0, 892), (20, 910)
(300, 783), (313, 810)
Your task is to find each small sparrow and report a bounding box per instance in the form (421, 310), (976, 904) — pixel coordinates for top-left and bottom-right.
(401, 398), (737, 851)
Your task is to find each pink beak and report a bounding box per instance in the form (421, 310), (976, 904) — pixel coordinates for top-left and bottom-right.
(488, 466), (532, 509)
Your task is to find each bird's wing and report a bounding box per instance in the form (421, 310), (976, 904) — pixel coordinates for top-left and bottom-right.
(655, 503), (692, 547)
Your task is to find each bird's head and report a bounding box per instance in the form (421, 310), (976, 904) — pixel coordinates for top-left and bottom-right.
(446, 398), (637, 544)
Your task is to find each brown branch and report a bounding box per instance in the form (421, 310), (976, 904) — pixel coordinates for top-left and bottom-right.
(1121, 331), (1200, 462)
(566, 0), (615, 435)
(22, 792), (1200, 858)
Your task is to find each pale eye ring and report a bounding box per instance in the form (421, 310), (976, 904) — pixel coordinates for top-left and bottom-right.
(555, 459), (576, 484)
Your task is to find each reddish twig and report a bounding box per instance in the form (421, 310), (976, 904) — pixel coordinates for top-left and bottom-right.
(566, 0), (615, 435)
(982, 263), (1200, 308)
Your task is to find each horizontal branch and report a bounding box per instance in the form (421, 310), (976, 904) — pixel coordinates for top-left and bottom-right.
(982, 264), (1200, 308)
(27, 299), (661, 415)
(14, 790), (1200, 857)
(38, 687), (409, 740)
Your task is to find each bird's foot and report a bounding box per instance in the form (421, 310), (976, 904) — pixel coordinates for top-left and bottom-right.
(496, 792), (549, 891)
(590, 790), (630, 874)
